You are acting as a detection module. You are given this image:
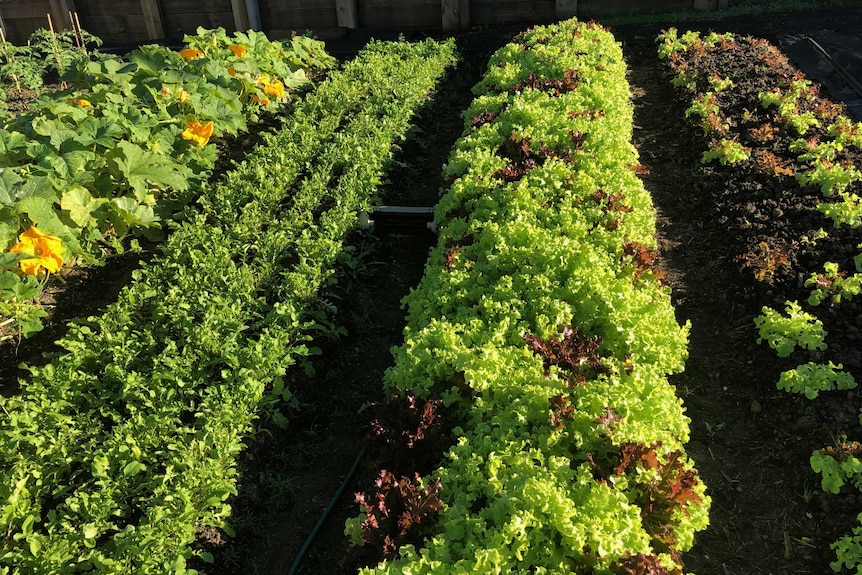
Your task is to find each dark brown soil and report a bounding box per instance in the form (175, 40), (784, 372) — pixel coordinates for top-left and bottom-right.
(626, 44), (861, 575)
(4, 9), (862, 575)
(4, 87), (42, 113)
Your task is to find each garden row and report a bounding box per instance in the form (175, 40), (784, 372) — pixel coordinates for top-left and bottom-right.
(345, 19), (709, 575)
(657, 28), (862, 573)
(0, 38), (456, 573)
(0, 27), (334, 337)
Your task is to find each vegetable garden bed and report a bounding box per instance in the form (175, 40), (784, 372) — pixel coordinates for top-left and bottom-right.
(3, 5), (862, 575)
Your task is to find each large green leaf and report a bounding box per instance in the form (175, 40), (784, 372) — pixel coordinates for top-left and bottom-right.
(146, 125), (181, 157)
(15, 196), (82, 254)
(0, 129), (28, 167)
(76, 116), (127, 151)
(61, 186), (107, 228)
(101, 104), (159, 144)
(129, 45), (179, 76)
(0, 252), (27, 269)
(105, 196), (158, 237)
(0, 270), (39, 300)
(196, 84), (245, 135)
(83, 57), (138, 91)
(37, 147), (97, 187)
(25, 141), (53, 164)
(52, 126), (88, 150)
(0, 170), (22, 204)
(105, 141), (190, 204)
(12, 304), (48, 336)
(15, 196), (63, 231)
(0, 206), (20, 249)
(31, 113), (90, 151)
(282, 69), (309, 90)
(14, 174), (60, 203)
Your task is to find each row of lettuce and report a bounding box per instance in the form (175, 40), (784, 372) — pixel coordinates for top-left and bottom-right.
(0, 37), (457, 573)
(345, 19), (709, 575)
(0, 26), (334, 337)
(657, 28), (862, 573)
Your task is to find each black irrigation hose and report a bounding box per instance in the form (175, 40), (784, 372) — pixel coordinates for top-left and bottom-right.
(806, 36), (862, 100)
(287, 448), (366, 575)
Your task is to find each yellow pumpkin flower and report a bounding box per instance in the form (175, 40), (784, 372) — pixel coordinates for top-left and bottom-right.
(228, 44), (247, 58)
(161, 86), (191, 104)
(254, 73), (270, 86)
(179, 48), (204, 61)
(9, 226), (65, 276)
(181, 120), (214, 147)
(70, 99), (91, 107)
(227, 66), (237, 77)
(264, 80), (285, 100)
(251, 95), (270, 106)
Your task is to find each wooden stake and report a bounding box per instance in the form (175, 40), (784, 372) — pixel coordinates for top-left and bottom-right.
(0, 26), (21, 91)
(45, 13), (65, 76)
(73, 11), (86, 55)
(68, 11), (80, 48)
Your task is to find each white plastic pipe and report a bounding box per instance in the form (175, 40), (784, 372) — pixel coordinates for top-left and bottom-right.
(359, 206), (437, 232)
(246, 0), (262, 31)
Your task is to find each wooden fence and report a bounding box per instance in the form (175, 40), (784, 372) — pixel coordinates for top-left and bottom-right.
(0, 0), (729, 46)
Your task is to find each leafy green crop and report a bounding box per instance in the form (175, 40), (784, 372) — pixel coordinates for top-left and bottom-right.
(754, 300), (827, 357)
(352, 19), (708, 575)
(0, 26), (103, 92)
(758, 79), (821, 135)
(811, 441), (862, 573)
(819, 191), (862, 228)
(660, 27), (862, 573)
(812, 441), (862, 494)
(777, 361), (856, 399)
(790, 138), (862, 194)
(656, 28), (733, 60)
(830, 515), (862, 574)
(806, 261), (862, 305)
(701, 138), (751, 165)
(0, 42), (45, 92)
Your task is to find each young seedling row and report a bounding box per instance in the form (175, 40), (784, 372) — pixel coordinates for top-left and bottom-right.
(658, 28), (862, 573)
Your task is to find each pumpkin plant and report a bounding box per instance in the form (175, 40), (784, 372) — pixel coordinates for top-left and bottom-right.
(0, 27), (334, 337)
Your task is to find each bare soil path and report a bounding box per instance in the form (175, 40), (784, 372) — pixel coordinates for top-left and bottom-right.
(626, 45), (850, 575)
